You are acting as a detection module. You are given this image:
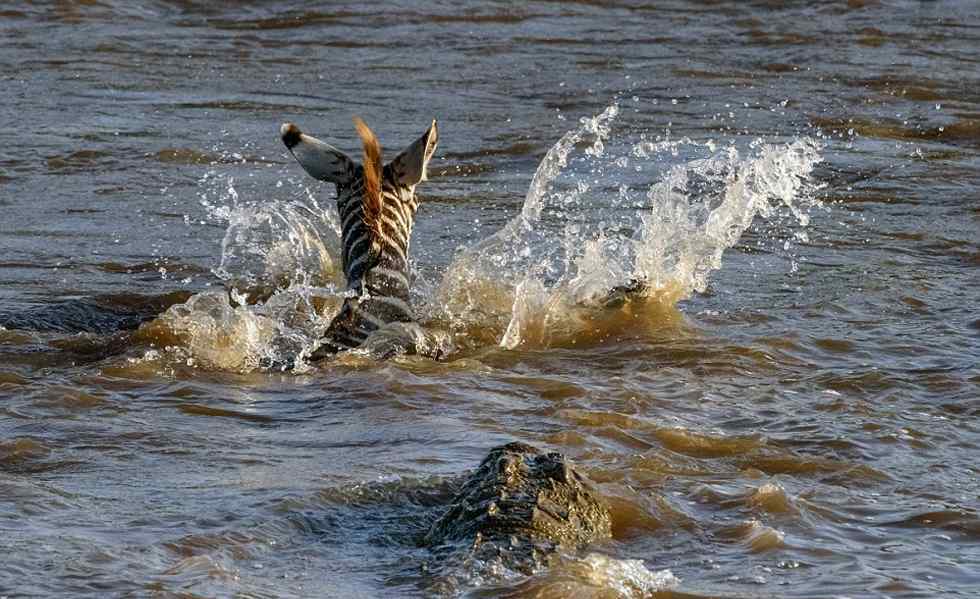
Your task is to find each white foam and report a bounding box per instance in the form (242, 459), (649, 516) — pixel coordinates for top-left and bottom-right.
(143, 172), (350, 371)
(573, 553), (680, 596)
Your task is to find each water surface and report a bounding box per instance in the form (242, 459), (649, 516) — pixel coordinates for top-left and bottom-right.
(1, 1), (979, 597)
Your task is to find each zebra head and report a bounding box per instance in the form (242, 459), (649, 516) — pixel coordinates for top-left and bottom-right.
(279, 118), (438, 207)
(280, 117), (438, 310)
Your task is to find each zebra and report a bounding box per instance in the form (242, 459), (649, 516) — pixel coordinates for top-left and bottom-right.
(280, 117), (438, 359)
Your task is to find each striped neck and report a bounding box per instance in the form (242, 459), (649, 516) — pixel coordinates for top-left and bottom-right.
(336, 169), (418, 300)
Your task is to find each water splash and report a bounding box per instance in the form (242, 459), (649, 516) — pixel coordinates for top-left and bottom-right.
(634, 137), (821, 296)
(198, 171), (343, 292)
(136, 289), (340, 372)
(435, 103), (823, 350)
(146, 104), (822, 370)
(137, 171), (348, 372)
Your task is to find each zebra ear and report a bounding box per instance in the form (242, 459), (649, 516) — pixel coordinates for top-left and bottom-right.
(280, 123), (354, 184)
(390, 120), (438, 187)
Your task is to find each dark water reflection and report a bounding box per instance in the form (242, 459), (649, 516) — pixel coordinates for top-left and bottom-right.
(1, 1), (979, 597)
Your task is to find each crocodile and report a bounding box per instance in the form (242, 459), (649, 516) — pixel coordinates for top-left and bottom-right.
(423, 442), (612, 587)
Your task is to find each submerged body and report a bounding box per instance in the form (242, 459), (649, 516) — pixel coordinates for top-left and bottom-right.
(280, 119), (438, 358)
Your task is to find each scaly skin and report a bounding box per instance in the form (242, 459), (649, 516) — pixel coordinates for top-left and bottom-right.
(425, 442), (612, 578)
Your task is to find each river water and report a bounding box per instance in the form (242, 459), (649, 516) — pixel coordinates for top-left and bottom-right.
(1, 1), (979, 597)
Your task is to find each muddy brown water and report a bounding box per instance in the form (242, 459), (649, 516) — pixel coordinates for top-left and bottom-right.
(1, 1), (979, 597)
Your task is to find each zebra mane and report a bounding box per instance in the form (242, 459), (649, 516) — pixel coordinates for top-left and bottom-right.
(353, 116), (383, 237)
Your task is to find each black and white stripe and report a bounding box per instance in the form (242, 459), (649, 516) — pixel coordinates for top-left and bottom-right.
(314, 178), (421, 356)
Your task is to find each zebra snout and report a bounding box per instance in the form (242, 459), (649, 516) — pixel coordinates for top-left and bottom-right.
(281, 122), (302, 149)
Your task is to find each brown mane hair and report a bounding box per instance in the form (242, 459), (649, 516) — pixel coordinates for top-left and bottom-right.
(353, 116), (383, 236)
